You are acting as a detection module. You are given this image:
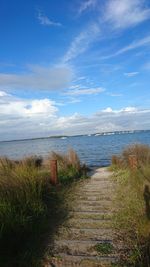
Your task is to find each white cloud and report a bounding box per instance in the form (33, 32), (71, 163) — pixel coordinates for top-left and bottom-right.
(122, 107), (137, 112)
(0, 91), (9, 97)
(101, 106), (138, 114)
(63, 23), (100, 62)
(37, 11), (62, 27)
(65, 87), (105, 96)
(102, 107), (113, 113)
(124, 72), (139, 77)
(0, 97), (58, 117)
(104, 0), (150, 29)
(78, 0), (97, 15)
(25, 99), (58, 116)
(0, 65), (73, 91)
(54, 113), (87, 130)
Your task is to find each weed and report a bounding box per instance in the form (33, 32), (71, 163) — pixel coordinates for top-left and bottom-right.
(94, 242), (113, 254)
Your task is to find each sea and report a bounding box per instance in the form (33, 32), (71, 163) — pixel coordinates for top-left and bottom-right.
(0, 130), (150, 167)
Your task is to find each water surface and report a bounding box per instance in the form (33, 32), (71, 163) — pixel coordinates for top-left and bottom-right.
(0, 131), (150, 167)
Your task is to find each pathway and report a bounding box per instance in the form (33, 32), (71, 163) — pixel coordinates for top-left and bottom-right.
(49, 167), (118, 267)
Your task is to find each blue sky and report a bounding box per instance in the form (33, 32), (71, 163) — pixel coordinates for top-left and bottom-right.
(0, 0), (150, 140)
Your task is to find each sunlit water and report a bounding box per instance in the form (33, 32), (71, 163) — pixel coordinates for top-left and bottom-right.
(0, 131), (150, 167)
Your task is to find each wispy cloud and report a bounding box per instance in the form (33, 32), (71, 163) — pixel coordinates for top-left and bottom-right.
(124, 72), (139, 77)
(102, 35), (150, 59)
(63, 1), (150, 63)
(143, 61), (150, 70)
(107, 92), (123, 97)
(66, 98), (81, 104)
(69, 85), (81, 90)
(104, 0), (150, 29)
(63, 23), (100, 62)
(37, 11), (62, 27)
(78, 0), (97, 15)
(117, 35), (150, 54)
(0, 65), (73, 91)
(65, 87), (105, 96)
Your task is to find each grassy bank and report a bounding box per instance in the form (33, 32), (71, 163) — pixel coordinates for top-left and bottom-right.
(111, 144), (150, 266)
(0, 149), (87, 267)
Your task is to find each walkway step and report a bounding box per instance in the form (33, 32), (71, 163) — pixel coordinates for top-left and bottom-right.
(70, 211), (113, 220)
(66, 219), (112, 229)
(74, 200), (112, 205)
(72, 206), (113, 212)
(79, 188), (114, 192)
(53, 240), (115, 256)
(51, 254), (117, 266)
(73, 194), (114, 201)
(57, 228), (115, 240)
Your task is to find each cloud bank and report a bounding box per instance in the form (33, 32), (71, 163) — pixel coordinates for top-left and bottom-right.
(0, 65), (73, 91)
(0, 93), (150, 141)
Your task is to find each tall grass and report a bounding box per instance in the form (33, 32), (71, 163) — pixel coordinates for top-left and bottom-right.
(0, 149), (86, 266)
(0, 158), (48, 236)
(111, 144), (150, 266)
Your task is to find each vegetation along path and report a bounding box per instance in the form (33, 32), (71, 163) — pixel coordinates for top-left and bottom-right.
(49, 167), (118, 267)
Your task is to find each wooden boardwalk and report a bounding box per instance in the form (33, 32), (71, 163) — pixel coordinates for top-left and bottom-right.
(48, 168), (118, 267)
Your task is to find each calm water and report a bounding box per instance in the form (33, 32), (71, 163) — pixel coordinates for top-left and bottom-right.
(0, 131), (150, 167)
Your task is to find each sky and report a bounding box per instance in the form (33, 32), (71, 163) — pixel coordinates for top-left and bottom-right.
(0, 0), (150, 141)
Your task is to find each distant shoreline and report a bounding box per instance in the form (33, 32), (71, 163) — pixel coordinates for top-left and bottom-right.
(0, 129), (150, 143)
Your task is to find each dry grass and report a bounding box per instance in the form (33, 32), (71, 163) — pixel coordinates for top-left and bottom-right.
(111, 144), (150, 170)
(49, 149), (81, 171)
(122, 144), (150, 167)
